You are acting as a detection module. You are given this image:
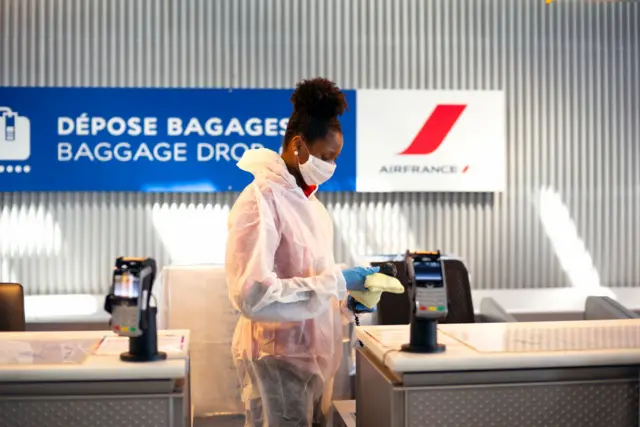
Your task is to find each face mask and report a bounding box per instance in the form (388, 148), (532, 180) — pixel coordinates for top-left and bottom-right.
(296, 151), (336, 186)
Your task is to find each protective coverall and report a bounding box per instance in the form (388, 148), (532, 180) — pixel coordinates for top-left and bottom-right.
(225, 148), (348, 427)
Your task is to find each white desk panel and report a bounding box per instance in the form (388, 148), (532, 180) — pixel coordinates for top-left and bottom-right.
(356, 320), (640, 373)
(0, 329), (189, 382)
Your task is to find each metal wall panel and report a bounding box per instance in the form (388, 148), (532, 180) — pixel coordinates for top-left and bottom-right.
(0, 0), (638, 295)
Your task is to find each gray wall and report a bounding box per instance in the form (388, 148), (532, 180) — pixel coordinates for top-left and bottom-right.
(0, 0), (638, 295)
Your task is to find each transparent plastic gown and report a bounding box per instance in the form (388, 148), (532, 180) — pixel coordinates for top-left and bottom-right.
(225, 148), (348, 427)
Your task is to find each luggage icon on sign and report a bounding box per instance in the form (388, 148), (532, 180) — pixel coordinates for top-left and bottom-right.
(0, 107), (31, 161)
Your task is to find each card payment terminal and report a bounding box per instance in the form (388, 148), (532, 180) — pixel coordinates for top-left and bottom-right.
(401, 250), (448, 354)
(104, 257), (167, 362)
(409, 251), (448, 318)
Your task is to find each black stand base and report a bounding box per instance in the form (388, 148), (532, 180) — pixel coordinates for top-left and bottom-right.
(401, 318), (446, 354)
(120, 351), (167, 362)
(400, 342), (446, 353)
(119, 306), (167, 363)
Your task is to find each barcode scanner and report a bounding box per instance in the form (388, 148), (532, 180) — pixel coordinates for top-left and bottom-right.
(350, 262), (398, 347)
(348, 262), (397, 315)
(378, 262), (398, 279)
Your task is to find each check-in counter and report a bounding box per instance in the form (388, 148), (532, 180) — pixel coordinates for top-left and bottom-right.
(154, 263), (640, 423)
(0, 330), (191, 427)
(24, 294), (111, 331)
(472, 288), (640, 321)
(584, 296), (639, 320)
(354, 320), (640, 427)
(611, 288), (640, 315)
(156, 264), (243, 417)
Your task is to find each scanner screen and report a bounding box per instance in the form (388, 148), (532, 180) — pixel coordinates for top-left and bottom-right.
(114, 273), (140, 298)
(413, 260), (444, 288)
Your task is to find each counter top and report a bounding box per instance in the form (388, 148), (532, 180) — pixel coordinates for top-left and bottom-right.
(356, 319), (640, 373)
(0, 329), (190, 382)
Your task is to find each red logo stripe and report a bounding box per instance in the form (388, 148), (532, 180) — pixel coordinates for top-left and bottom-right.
(399, 104), (467, 155)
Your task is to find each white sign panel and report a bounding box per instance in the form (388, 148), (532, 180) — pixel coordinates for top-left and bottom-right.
(356, 90), (506, 192)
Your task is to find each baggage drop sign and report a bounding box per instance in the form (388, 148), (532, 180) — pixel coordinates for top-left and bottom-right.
(0, 87), (357, 192)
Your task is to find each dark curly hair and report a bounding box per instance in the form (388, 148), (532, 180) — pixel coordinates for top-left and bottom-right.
(282, 77), (348, 149)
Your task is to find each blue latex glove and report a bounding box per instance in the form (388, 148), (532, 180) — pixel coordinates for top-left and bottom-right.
(348, 295), (376, 313)
(342, 266), (380, 292)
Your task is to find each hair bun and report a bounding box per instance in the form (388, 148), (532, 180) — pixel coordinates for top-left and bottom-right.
(291, 77), (348, 120)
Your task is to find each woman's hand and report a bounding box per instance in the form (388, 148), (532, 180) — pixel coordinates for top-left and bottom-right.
(341, 266), (380, 291)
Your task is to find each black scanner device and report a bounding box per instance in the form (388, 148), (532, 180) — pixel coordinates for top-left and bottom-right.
(348, 262), (398, 315)
(104, 257), (167, 362)
(349, 262), (398, 348)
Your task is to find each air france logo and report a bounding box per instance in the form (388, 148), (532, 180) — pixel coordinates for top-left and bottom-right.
(399, 104), (467, 155)
(0, 107), (32, 174)
(380, 104), (470, 175)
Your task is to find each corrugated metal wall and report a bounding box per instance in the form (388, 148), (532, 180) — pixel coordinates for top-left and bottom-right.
(0, 0), (638, 295)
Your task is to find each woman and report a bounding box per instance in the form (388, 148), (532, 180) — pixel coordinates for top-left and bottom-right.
(225, 78), (379, 427)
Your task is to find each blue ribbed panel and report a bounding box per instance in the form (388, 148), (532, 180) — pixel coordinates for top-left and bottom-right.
(0, 0), (638, 294)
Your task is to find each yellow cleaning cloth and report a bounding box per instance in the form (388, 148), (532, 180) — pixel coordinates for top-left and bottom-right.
(349, 273), (405, 309)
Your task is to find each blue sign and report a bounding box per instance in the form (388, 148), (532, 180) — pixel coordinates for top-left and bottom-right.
(0, 87), (357, 192)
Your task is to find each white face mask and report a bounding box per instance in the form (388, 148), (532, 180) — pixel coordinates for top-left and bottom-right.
(297, 153), (336, 186)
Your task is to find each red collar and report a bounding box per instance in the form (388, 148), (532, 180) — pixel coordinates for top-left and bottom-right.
(302, 185), (317, 198)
